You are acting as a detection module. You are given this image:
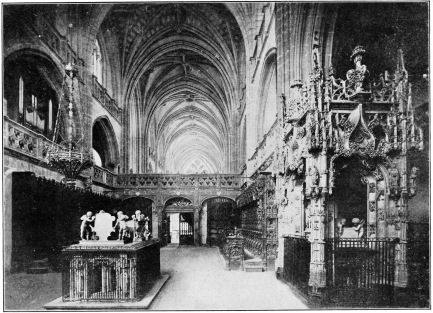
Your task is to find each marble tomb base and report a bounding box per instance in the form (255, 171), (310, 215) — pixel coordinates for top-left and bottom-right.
(44, 239), (168, 310)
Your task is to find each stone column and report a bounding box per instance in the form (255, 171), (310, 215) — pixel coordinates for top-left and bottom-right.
(395, 195), (408, 287)
(151, 204), (159, 240)
(194, 207), (200, 246)
(308, 197), (327, 297)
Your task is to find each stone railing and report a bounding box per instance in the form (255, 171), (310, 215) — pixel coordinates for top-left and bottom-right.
(93, 165), (116, 187)
(92, 76), (122, 122)
(4, 116), (59, 162)
(32, 15), (120, 121)
(115, 174), (241, 189)
(32, 15), (85, 80)
(248, 119), (277, 174)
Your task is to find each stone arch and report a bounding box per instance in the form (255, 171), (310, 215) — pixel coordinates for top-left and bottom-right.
(164, 196), (194, 207)
(202, 197), (238, 245)
(4, 48), (64, 140)
(200, 196), (236, 207)
(328, 155), (390, 239)
(4, 45), (64, 77)
(92, 116), (120, 171)
(257, 49), (278, 141)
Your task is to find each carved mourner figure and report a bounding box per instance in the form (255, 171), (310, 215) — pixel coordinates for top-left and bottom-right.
(115, 211), (129, 240)
(335, 217), (346, 237)
(80, 211), (95, 240)
(409, 166), (420, 196)
(389, 163), (400, 196)
(133, 210), (147, 238)
(352, 218), (365, 239)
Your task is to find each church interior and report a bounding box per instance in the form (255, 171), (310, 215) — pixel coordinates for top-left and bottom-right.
(3, 2), (430, 310)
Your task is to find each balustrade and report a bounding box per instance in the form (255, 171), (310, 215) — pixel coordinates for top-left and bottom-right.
(249, 119), (278, 174)
(239, 228), (263, 257)
(114, 174), (241, 189)
(33, 15), (85, 80)
(92, 76), (122, 122)
(4, 116), (60, 162)
(92, 166), (116, 187)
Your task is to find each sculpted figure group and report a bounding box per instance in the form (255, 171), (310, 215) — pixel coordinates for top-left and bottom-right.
(80, 209), (151, 242)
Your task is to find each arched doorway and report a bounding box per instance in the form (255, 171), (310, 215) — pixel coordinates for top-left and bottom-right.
(332, 157), (368, 237)
(201, 197), (238, 246)
(326, 156), (396, 305)
(165, 197), (195, 246)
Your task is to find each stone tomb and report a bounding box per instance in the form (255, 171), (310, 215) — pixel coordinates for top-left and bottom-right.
(45, 211), (168, 310)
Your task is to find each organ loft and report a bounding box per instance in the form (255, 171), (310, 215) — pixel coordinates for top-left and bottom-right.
(3, 2), (429, 310)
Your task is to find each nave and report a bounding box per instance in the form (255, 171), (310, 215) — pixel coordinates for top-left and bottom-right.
(4, 245), (308, 310)
(142, 245), (307, 310)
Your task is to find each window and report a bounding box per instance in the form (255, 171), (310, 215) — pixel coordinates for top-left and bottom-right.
(4, 59), (58, 138)
(93, 39), (103, 82)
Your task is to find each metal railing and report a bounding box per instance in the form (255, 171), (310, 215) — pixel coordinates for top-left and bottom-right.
(325, 238), (397, 306)
(282, 236), (310, 297)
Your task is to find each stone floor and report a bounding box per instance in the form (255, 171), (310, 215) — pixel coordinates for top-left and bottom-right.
(152, 245), (308, 310)
(4, 245), (308, 310)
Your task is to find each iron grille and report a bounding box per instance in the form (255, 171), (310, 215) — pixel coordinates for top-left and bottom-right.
(325, 238), (397, 307)
(283, 236), (311, 298)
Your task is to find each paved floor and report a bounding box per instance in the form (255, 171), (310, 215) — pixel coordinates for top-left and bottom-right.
(4, 245), (308, 310)
(151, 245), (308, 310)
(4, 272), (62, 310)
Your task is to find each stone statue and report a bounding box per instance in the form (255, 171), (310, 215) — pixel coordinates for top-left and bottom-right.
(114, 211), (129, 240)
(132, 210), (146, 239)
(305, 204), (312, 233)
(409, 166), (420, 196)
(347, 46), (370, 93)
(352, 218), (365, 239)
(310, 166), (319, 186)
(335, 217), (346, 237)
(144, 215), (150, 232)
(389, 163), (400, 196)
(80, 211), (95, 240)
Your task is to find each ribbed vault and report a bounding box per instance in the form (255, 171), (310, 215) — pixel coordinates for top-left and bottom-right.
(99, 3), (245, 174)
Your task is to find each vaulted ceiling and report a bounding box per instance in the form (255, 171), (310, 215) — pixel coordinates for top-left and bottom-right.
(99, 3), (245, 174)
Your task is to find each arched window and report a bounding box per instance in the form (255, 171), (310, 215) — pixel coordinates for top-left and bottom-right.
(93, 39), (103, 83)
(257, 52), (277, 141)
(92, 118), (119, 171)
(4, 58), (59, 138)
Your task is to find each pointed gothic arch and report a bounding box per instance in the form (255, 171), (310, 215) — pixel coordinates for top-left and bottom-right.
(92, 116), (120, 172)
(257, 49), (277, 142)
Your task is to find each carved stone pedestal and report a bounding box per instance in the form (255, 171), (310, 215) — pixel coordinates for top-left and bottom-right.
(61, 240), (160, 302)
